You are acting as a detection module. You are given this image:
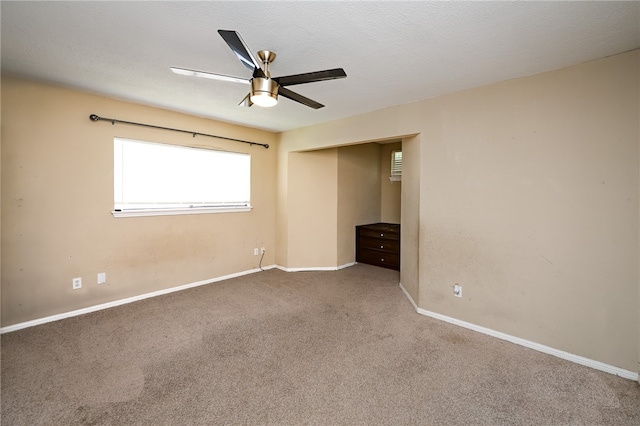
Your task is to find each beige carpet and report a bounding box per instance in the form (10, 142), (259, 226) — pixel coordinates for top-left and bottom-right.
(2, 264), (639, 425)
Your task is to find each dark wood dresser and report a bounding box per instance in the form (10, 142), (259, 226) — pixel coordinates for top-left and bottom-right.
(355, 223), (400, 270)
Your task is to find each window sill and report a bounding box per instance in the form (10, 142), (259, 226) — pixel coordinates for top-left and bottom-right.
(112, 206), (252, 218)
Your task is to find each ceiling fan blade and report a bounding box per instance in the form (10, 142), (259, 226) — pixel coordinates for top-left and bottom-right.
(278, 87), (324, 109)
(275, 68), (347, 87)
(239, 94), (253, 107)
(217, 30), (265, 77)
(171, 67), (250, 84)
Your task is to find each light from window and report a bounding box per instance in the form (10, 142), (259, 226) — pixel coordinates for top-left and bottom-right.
(114, 138), (251, 216)
(390, 150), (402, 181)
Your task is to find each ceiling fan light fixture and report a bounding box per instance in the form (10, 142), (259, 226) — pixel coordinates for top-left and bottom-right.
(250, 77), (278, 107)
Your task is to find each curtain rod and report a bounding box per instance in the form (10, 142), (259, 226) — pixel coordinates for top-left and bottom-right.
(89, 114), (269, 149)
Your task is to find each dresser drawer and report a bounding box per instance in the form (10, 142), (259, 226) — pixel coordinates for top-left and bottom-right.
(356, 248), (399, 270)
(358, 237), (399, 253)
(358, 228), (399, 241)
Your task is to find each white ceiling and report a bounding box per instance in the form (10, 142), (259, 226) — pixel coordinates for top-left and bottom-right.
(2, 1), (639, 132)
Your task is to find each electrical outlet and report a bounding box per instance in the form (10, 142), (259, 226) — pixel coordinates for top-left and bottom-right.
(97, 272), (106, 284)
(72, 277), (82, 290)
(453, 284), (462, 298)
(261, 247), (266, 254)
(253, 248), (259, 256)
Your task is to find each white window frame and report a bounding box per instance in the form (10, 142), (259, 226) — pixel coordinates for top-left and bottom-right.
(113, 137), (252, 218)
(390, 150), (402, 182)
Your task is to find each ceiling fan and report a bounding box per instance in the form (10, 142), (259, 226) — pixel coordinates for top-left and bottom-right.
(171, 30), (347, 109)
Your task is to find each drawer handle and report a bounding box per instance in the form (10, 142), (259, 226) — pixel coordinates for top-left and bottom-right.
(381, 258), (384, 262)
(380, 245), (384, 249)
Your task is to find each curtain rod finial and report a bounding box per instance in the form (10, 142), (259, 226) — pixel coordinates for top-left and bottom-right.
(89, 114), (100, 121)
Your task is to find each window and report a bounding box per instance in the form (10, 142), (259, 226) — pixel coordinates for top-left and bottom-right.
(113, 138), (251, 217)
(390, 150), (402, 182)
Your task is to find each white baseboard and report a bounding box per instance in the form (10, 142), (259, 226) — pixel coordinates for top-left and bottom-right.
(398, 283), (639, 381)
(338, 262), (356, 270)
(1, 266), (273, 334)
(0, 263), (355, 334)
(276, 262), (355, 273)
(399, 282), (418, 311)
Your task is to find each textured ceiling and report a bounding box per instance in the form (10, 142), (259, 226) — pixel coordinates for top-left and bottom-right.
(2, 1), (639, 132)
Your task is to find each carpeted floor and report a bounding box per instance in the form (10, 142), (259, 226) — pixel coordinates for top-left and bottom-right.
(2, 264), (639, 425)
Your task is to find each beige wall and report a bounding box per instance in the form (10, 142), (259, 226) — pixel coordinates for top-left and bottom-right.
(279, 51), (640, 372)
(380, 142), (402, 223)
(1, 77), (277, 326)
(419, 51), (638, 371)
(1, 77), (3, 323)
(401, 136), (421, 303)
(286, 150), (338, 268)
(275, 134), (289, 268)
(337, 144), (382, 266)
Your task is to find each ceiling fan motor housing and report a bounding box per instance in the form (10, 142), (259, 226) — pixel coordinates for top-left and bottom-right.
(251, 77), (279, 106)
